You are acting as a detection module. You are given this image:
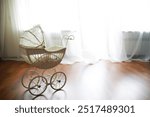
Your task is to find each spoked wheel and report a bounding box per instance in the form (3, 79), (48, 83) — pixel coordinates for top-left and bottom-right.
(28, 76), (48, 96)
(50, 72), (67, 90)
(21, 69), (39, 88)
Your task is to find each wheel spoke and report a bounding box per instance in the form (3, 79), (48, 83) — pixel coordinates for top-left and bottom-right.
(50, 72), (66, 90)
(29, 76), (47, 96)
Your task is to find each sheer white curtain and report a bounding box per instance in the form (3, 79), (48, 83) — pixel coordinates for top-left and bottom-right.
(78, 0), (150, 62)
(0, 0), (150, 62)
(0, 0), (20, 58)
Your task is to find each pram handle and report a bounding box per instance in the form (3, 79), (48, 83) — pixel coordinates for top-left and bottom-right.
(63, 35), (75, 40)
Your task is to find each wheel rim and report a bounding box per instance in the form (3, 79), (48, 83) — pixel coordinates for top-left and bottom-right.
(50, 72), (67, 90)
(21, 69), (39, 88)
(28, 76), (47, 96)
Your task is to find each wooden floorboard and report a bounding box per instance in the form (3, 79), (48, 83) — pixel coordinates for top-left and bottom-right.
(0, 60), (150, 100)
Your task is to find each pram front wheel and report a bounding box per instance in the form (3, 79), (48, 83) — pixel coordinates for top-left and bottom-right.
(28, 76), (48, 96)
(21, 69), (39, 88)
(50, 72), (67, 90)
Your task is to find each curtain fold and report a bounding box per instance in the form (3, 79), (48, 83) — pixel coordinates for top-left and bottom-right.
(0, 0), (20, 58)
(0, 0), (150, 62)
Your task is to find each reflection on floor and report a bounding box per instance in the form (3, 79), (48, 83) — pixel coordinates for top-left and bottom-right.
(23, 89), (67, 100)
(0, 60), (150, 100)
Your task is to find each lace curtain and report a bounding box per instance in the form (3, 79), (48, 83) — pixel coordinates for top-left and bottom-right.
(0, 0), (150, 62)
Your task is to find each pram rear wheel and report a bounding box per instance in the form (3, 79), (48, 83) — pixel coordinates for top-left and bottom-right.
(28, 76), (47, 96)
(50, 72), (67, 90)
(21, 69), (39, 88)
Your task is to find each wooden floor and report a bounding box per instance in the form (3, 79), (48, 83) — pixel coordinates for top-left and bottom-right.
(0, 60), (150, 100)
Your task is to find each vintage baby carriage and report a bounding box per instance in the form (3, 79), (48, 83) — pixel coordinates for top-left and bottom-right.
(20, 25), (74, 96)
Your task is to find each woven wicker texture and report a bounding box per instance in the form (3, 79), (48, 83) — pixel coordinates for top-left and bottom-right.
(20, 25), (66, 69)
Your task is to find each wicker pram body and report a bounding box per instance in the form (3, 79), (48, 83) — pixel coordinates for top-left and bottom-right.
(20, 46), (66, 69)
